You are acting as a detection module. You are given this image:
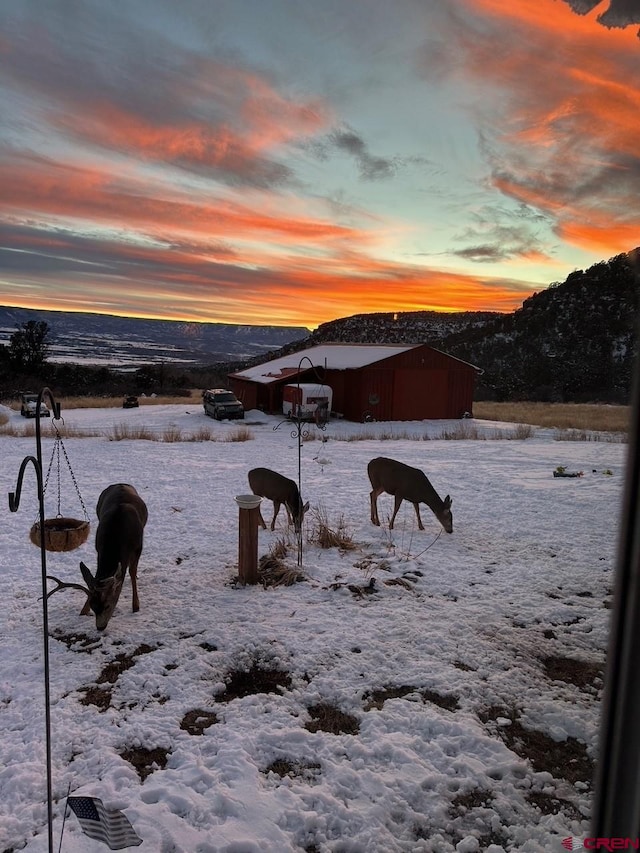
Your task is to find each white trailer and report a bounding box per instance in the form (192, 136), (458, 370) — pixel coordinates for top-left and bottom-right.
(282, 383), (332, 420)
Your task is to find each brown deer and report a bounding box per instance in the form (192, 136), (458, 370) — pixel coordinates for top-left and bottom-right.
(367, 456), (453, 533)
(47, 483), (148, 630)
(248, 468), (309, 533)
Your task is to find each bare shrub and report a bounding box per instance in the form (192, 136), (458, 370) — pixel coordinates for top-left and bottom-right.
(269, 536), (291, 561)
(437, 423), (484, 440)
(222, 426), (254, 442)
(486, 424), (535, 440)
(162, 426), (183, 442)
(256, 535), (304, 587)
(507, 423), (535, 440)
(0, 420), (102, 438)
(554, 428), (626, 444)
(0, 422), (37, 437)
(308, 506), (355, 551)
(339, 429), (426, 442)
(187, 426), (215, 442)
(109, 423), (157, 441)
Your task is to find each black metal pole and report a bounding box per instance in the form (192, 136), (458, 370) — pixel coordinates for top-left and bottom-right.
(273, 359), (327, 568)
(8, 387), (60, 853)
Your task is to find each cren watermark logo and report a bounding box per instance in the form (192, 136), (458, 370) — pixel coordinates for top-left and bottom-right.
(563, 840), (640, 851)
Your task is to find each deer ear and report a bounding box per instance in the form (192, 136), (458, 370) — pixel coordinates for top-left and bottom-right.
(79, 561), (95, 589)
(444, 495), (452, 507)
(303, 501), (310, 513)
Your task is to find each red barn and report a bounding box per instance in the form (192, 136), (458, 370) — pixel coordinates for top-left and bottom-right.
(229, 344), (479, 421)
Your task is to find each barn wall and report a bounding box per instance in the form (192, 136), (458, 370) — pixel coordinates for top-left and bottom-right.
(230, 345), (477, 420)
(392, 368), (448, 419)
(230, 377), (258, 411)
(324, 370), (346, 416)
(447, 368), (476, 418)
(334, 366), (474, 421)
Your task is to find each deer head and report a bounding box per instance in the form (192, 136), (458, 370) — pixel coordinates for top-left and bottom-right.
(436, 495), (453, 534)
(46, 560), (126, 631)
(79, 560), (126, 630)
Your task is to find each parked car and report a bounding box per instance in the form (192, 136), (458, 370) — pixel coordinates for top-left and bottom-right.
(20, 392), (50, 418)
(203, 389), (244, 420)
(122, 395), (139, 409)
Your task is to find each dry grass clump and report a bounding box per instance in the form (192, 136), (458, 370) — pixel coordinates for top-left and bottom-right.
(554, 428), (626, 443)
(334, 423), (534, 442)
(475, 401), (629, 433)
(162, 426), (183, 442)
(505, 423), (536, 440)
(222, 426), (253, 442)
(107, 423), (253, 442)
(186, 426), (214, 442)
(341, 429), (423, 442)
(438, 423), (484, 440)
(308, 506), (355, 551)
(0, 421), (102, 438)
(0, 421), (37, 438)
(255, 535), (304, 587)
(109, 423), (156, 441)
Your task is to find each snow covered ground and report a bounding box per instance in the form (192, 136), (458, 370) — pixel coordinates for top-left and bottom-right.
(0, 402), (628, 852)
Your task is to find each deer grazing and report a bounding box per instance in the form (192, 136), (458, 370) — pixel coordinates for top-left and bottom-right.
(367, 456), (453, 533)
(47, 483), (148, 630)
(248, 468), (309, 533)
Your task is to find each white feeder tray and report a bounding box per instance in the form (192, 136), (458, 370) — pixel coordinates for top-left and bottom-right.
(234, 494), (263, 510)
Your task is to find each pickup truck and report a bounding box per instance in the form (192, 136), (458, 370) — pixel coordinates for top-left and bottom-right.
(20, 392), (51, 418)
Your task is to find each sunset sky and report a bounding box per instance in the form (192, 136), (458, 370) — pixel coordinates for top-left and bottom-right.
(1, 0), (639, 329)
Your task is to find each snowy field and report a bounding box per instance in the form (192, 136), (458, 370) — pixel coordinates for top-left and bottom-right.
(0, 402), (628, 852)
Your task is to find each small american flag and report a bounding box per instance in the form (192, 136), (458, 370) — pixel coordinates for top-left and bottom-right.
(67, 796), (142, 849)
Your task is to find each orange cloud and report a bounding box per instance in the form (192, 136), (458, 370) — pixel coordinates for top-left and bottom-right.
(0, 158), (364, 246)
(449, 0), (640, 259)
(49, 59), (330, 187)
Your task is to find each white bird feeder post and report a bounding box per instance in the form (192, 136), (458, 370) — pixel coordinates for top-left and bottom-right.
(234, 494), (263, 584)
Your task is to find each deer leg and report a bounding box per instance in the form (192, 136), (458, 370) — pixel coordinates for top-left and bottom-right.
(256, 506), (267, 529)
(130, 554), (141, 612)
(390, 495), (404, 529)
(271, 501), (281, 530)
(370, 488), (381, 526)
(413, 503), (425, 530)
(284, 504), (293, 526)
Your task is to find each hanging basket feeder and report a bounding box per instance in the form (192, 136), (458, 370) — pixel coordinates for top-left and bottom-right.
(29, 421), (91, 552)
(29, 517), (90, 553)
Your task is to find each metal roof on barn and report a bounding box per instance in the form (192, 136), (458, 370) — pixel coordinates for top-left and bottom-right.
(231, 343), (480, 385)
(231, 344), (421, 384)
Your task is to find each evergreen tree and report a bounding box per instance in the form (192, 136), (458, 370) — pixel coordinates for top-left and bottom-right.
(8, 320), (51, 371)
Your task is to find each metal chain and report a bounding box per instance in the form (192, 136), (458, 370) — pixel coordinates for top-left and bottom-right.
(56, 429), (90, 520)
(41, 421), (90, 521)
(55, 437), (62, 516)
(42, 435), (57, 498)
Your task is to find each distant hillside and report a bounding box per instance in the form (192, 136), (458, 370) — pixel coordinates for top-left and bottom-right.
(2, 249), (637, 403)
(444, 251), (639, 403)
(254, 250), (639, 404)
(0, 307), (309, 367)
